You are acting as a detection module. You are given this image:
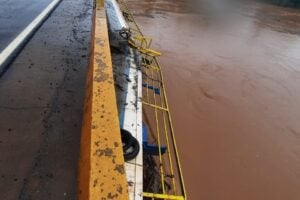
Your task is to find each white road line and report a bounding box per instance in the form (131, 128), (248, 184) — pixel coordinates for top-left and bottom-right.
(0, 0), (61, 72)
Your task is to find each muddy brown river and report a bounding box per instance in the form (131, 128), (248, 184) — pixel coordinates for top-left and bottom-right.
(128, 0), (300, 199)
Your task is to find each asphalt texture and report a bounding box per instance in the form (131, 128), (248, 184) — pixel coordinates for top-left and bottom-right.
(0, 0), (53, 52)
(0, 0), (93, 199)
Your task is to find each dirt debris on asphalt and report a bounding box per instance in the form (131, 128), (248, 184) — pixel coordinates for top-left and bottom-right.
(0, 0), (93, 199)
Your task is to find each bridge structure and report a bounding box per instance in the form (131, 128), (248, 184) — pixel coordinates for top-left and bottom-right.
(78, 0), (187, 199)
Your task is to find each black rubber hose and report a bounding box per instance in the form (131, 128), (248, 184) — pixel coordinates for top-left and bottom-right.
(121, 129), (133, 151)
(123, 136), (140, 161)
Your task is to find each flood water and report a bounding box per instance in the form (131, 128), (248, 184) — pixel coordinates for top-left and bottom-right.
(128, 0), (300, 199)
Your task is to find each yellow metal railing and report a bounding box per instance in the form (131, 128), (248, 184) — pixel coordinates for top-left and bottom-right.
(116, 0), (187, 199)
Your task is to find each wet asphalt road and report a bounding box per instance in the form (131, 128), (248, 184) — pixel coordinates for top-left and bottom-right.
(0, 0), (93, 199)
(0, 0), (53, 52)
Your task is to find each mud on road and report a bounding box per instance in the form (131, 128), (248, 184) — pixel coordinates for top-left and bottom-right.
(0, 0), (93, 199)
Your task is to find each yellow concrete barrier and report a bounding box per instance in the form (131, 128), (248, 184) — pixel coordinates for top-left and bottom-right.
(78, 5), (129, 200)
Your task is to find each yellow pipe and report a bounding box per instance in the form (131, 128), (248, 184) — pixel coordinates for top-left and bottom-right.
(155, 58), (187, 199)
(143, 192), (184, 200)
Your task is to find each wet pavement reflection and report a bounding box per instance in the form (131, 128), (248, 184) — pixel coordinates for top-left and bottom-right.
(128, 0), (300, 199)
(0, 0), (53, 51)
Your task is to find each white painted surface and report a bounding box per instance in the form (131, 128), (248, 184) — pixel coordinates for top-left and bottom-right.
(105, 0), (128, 31)
(105, 0), (130, 46)
(122, 47), (143, 200)
(0, 0), (61, 71)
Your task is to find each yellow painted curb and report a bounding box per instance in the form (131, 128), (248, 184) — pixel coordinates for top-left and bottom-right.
(78, 6), (129, 200)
